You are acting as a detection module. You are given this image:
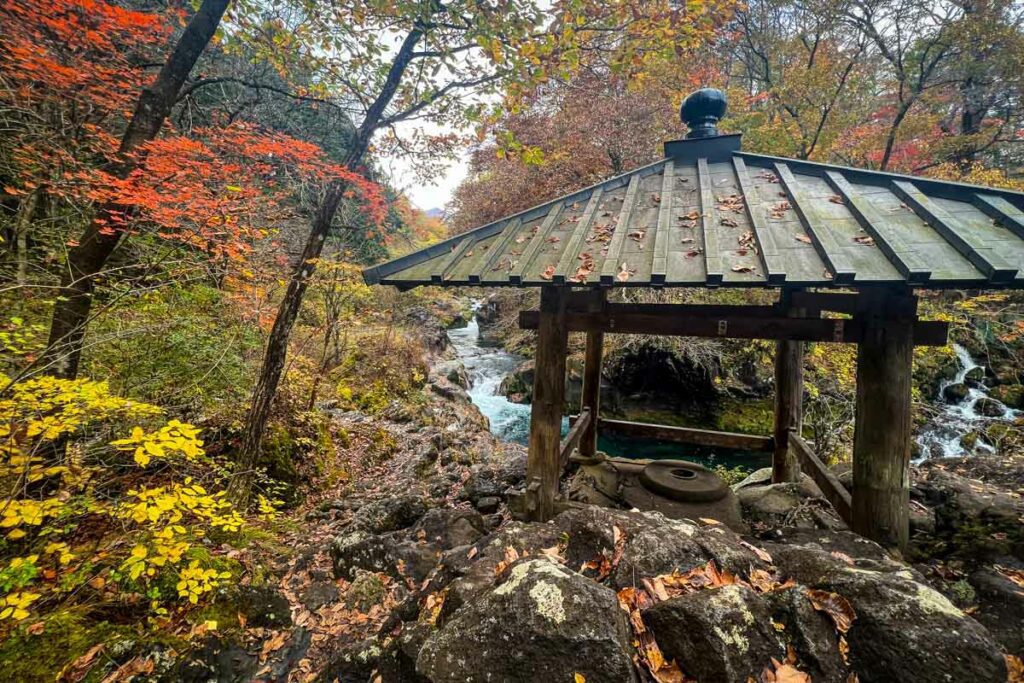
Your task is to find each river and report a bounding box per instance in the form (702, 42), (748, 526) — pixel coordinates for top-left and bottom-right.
(447, 310), (768, 470)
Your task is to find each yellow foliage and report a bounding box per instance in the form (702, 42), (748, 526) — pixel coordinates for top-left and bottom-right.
(176, 561), (232, 604)
(0, 590), (40, 620)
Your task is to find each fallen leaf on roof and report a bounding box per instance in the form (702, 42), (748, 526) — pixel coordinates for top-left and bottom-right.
(545, 235), (560, 243)
(680, 210), (701, 221)
(539, 265), (556, 280)
(684, 249), (703, 258)
(770, 201), (792, 218)
(794, 233), (812, 244)
(651, 193), (661, 204)
(617, 263), (636, 282)
(852, 234), (875, 246)
(681, 237), (695, 244)
(721, 217), (739, 228)
(732, 264), (756, 273)
(717, 194), (745, 214)
(829, 195), (845, 204)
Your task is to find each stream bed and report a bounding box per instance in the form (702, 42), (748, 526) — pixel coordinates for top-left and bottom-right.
(447, 312), (768, 470)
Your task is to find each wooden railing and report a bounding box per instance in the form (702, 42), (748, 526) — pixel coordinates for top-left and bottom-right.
(789, 433), (852, 523)
(559, 408), (591, 467)
(596, 418), (774, 452)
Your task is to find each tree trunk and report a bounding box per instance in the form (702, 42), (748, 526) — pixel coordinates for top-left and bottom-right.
(227, 25), (426, 505)
(227, 184), (347, 502)
(13, 189), (40, 285)
(40, 0), (231, 379)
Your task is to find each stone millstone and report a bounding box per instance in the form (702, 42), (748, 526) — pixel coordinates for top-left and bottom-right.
(416, 558), (638, 682)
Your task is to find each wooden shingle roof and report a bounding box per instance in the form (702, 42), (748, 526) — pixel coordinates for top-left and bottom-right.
(363, 131), (1024, 291)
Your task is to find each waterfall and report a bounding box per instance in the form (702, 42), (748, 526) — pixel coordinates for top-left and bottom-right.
(915, 343), (1019, 461)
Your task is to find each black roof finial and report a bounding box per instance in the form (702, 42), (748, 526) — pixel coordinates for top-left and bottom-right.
(681, 88), (727, 139)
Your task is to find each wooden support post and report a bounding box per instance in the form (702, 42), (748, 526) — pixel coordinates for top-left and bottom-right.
(852, 288), (915, 552)
(773, 291), (804, 483)
(525, 286), (569, 522)
(579, 290), (606, 459)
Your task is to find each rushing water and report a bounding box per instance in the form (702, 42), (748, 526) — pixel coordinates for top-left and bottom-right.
(447, 309), (768, 469)
(914, 343), (1019, 461)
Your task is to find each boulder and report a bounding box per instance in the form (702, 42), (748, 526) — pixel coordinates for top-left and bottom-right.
(974, 397), (1006, 417)
(990, 384), (1024, 409)
(942, 383), (970, 404)
(644, 585), (790, 682)
(331, 529), (394, 580)
(735, 473), (841, 532)
(417, 558), (638, 682)
(911, 464), (1024, 561)
(968, 566), (1024, 655)
(460, 447), (526, 504)
(412, 508), (486, 550)
(350, 495), (427, 534)
(964, 366), (986, 387)
(768, 541), (1007, 683)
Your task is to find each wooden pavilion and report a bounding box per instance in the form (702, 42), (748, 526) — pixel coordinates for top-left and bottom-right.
(363, 88), (1024, 552)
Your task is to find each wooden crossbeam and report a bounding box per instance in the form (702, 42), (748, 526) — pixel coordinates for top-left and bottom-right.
(597, 418), (773, 452)
(789, 433), (852, 523)
(518, 308), (948, 345)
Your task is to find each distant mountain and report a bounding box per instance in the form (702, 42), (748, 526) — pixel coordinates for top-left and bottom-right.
(424, 207), (445, 218)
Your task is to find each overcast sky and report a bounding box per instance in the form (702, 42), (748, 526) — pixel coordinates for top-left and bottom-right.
(382, 147), (469, 213)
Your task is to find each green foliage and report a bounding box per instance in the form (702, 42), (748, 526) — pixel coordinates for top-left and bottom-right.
(81, 285), (262, 417)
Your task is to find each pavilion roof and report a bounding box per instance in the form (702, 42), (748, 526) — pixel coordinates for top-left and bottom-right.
(363, 105), (1024, 291)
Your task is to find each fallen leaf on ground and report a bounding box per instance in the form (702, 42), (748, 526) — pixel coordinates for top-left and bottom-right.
(805, 588), (856, 633)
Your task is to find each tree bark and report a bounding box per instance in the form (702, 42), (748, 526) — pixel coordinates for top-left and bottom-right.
(40, 0), (231, 379)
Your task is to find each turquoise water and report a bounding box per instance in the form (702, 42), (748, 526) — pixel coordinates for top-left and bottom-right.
(447, 313), (770, 470)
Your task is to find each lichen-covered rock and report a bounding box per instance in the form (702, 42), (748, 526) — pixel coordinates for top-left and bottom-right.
(611, 523), (706, 589)
(645, 584), (788, 682)
(768, 542), (1007, 682)
(330, 529), (395, 580)
(417, 558), (637, 682)
(322, 638), (385, 683)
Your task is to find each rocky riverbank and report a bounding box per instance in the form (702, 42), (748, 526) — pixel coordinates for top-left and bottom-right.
(143, 305), (1022, 682)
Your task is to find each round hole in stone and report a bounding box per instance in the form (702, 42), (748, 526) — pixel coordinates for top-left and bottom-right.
(669, 468), (697, 480)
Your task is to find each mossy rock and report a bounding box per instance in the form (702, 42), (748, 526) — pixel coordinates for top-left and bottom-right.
(0, 609), (178, 682)
(990, 384), (1024, 410)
